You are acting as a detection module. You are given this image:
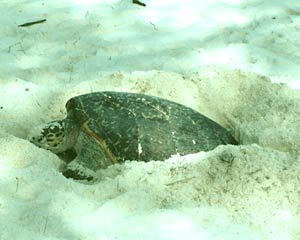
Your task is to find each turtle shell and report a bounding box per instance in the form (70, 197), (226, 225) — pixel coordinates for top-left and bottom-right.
(65, 91), (237, 162)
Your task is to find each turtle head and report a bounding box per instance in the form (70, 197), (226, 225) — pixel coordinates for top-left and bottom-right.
(28, 119), (78, 154)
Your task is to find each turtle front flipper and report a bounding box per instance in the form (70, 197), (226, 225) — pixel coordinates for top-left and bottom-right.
(62, 168), (94, 181)
(62, 120), (115, 181)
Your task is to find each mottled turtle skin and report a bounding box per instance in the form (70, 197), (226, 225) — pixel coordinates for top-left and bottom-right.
(29, 91), (237, 180)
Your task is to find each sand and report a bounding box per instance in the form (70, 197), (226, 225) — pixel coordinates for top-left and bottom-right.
(1, 0), (300, 239)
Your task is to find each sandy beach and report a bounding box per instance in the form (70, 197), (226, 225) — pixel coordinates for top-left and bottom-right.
(1, 0), (300, 239)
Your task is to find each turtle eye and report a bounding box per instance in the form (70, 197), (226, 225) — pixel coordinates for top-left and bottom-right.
(47, 133), (55, 138)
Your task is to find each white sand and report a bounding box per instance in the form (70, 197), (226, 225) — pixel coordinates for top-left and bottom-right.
(1, 0), (300, 239)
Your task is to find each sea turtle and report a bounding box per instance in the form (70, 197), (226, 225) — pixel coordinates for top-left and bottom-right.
(29, 91), (237, 180)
